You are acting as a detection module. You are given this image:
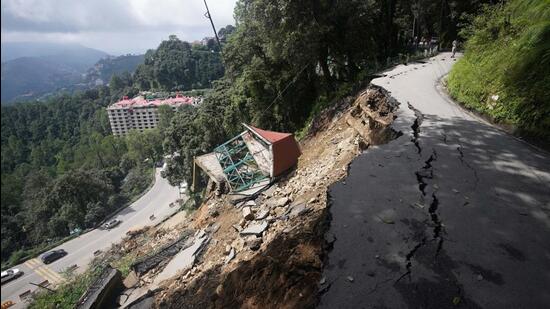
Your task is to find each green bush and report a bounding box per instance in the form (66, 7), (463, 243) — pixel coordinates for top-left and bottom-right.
(447, 0), (550, 142)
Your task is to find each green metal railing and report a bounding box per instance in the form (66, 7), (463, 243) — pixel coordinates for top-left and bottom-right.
(214, 134), (267, 192)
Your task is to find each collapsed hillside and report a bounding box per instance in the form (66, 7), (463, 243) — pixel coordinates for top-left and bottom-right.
(99, 85), (401, 308)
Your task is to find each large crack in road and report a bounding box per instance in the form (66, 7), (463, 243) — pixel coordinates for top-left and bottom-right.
(319, 53), (550, 308)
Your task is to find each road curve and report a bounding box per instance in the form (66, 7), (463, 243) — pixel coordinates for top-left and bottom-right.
(1, 168), (180, 308)
(320, 53), (550, 308)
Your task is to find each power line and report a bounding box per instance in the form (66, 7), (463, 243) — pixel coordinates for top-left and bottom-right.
(261, 63), (310, 115)
(203, 0), (221, 49)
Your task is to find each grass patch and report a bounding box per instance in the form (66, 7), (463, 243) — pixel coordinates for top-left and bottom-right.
(447, 0), (550, 143)
(111, 253), (136, 277)
(29, 249), (136, 308)
(28, 265), (103, 309)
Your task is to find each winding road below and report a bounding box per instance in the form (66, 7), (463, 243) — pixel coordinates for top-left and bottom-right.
(1, 168), (180, 308)
(320, 53), (550, 308)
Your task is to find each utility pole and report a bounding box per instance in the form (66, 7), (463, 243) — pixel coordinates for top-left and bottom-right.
(203, 0), (221, 49)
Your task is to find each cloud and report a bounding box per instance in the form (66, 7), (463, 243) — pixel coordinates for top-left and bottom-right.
(1, 0), (237, 54)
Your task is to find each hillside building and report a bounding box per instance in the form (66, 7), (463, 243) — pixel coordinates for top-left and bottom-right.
(107, 94), (199, 136)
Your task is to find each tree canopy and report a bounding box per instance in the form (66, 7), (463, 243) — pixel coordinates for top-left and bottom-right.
(160, 0), (492, 187)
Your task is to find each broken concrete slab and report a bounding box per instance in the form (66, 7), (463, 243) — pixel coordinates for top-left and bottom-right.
(244, 200), (256, 207)
(240, 221), (269, 236)
(261, 185), (277, 197)
(151, 234), (209, 289)
(227, 178), (271, 204)
(195, 229), (206, 239)
(119, 286), (152, 309)
(131, 230), (193, 275)
(194, 153), (225, 184)
(255, 208), (269, 220)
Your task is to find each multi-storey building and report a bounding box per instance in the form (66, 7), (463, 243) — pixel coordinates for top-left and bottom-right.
(107, 94), (198, 136)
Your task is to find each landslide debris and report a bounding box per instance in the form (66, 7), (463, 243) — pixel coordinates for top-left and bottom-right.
(110, 85), (400, 308)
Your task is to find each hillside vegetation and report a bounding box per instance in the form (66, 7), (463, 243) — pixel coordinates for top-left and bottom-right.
(132, 35), (225, 91)
(161, 0), (492, 188)
(1, 42), (109, 103)
(1, 88), (163, 267)
(447, 0), (550, 143)
(84, 54), (145, 85)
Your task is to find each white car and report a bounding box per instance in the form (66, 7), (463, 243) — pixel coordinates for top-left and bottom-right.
(103, 219), (121, 230)
(1, 268), (23, 285)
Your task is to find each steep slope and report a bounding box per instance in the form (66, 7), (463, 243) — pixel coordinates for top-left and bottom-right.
(84, 54), (145, 85)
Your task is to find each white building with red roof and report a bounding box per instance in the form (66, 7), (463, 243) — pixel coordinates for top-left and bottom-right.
(107, 94), (198, 136)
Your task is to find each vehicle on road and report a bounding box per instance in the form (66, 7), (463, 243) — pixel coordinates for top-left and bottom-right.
(103, 219), (121, 230)
(40, 249), (67, 264)
(1, 268), (23, 285)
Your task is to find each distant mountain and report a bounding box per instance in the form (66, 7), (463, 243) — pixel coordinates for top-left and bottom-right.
(0, 42), (113, 103)
(1, 57), (84, 103)
(1, 42), (109, 70)
(84, 54), (145, 86)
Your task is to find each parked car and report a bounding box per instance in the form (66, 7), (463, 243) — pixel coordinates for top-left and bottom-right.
(103, 219), (121, 230)
(40, 249), (67, 264)
(1, 268), (23, 285)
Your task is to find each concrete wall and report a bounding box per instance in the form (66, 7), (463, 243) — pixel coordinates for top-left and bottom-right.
(76, 267), (123, 309)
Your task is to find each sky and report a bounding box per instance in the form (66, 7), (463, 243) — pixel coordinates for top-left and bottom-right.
(1, 0), (238, 55)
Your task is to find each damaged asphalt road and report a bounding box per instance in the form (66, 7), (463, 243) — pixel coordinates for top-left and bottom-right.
(319, 53), (550, 308)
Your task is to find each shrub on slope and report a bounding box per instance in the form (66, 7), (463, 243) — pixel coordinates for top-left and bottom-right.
(447, 0), (550, 143)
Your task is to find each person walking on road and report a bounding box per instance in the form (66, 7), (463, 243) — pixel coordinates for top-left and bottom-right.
(452, 39), (458, 58)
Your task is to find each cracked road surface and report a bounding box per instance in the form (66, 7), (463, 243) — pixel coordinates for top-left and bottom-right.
(319, 53), (550, 308)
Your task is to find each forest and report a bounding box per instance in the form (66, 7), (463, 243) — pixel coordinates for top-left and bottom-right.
(0, 86), (164, 266)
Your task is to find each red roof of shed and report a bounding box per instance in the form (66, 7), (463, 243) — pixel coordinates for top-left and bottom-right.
(247, 125), (292, 144)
